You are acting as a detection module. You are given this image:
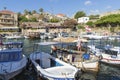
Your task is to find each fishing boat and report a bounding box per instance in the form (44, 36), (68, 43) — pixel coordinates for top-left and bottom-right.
(0, 42), (27, 80)
(53, 36), (99, 72)
(56, 47), (99, 73)
(30, 42), (79, 80)
(88, 44), (120, 65)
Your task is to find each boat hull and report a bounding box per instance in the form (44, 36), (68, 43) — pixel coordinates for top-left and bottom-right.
(30, 52), (78, 80)
(0, 55), (27, 80)
(0, 67), (25, 80)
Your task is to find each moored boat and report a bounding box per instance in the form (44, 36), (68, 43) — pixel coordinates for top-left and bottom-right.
(29, 42), (80, 80)
(88, 44), (120, 65)
(0, 42), (27, 80)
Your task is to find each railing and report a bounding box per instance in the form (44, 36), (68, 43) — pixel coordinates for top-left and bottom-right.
(0, 21), (14, 24)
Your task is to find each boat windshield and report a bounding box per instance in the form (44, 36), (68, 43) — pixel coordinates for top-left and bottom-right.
(0, 42), (23, 62)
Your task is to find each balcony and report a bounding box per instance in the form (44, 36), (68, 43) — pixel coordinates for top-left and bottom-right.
(0, 17), (14, 20)
(0, 21), (14, 25)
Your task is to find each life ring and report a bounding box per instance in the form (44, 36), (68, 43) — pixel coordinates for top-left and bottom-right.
(98, 55), (103, 60)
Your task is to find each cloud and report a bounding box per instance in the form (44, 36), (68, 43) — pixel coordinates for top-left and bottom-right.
(84, 1), (92, 6)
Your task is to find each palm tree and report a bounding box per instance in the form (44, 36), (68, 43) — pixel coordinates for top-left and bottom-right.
(39, 8), (44, 14)
(24, 9), (29, 15)
(32, 10), (37, 14)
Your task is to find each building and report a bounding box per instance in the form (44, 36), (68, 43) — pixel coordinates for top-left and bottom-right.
(0, 10), (19, 32)
(56, 13), (68, 20)
(78, 17), (89, 24)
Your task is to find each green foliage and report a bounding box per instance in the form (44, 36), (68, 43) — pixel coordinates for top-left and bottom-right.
(77, 24), (84, 29)
(18, 16), (28, 22)
(95, 14), (120, 27)
(29, 17), (37, 22)
(32, 10), (37, 14)
(74, 11), (86, 19)
(49, 18), (59, 23)
(18, 16), (37, 22)
(89, 15), (99, 20)
(39, 8), (44, 14)
(86, 21), (94, 27)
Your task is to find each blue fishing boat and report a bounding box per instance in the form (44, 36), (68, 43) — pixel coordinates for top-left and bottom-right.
(0, 42), (27, 80)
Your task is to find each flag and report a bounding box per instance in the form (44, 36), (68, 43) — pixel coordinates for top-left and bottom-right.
(85, 26), (91, 32)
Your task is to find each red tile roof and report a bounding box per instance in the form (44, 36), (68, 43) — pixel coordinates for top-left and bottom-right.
(56, 13), (65, 17)
(0, 10), (14, 14)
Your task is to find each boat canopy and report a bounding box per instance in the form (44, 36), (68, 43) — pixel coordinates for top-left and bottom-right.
(36, 42), (61, 46)
(0, 42), (23, 62)
(0, 50), (22, 62)
(3, 42), (23, 45)
(3, 42), (23, 48)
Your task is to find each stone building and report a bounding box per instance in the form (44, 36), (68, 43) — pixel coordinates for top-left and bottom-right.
(0, 10), (19, 32)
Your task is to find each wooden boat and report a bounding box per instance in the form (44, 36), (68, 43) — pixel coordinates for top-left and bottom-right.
(53, 36), (98, 73)
(29, 42), (79, 80)
(57, 48), (99, 72)
(0, 42), (27, 80)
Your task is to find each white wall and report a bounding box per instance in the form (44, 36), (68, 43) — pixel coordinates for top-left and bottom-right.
(78, 17), (89, 24)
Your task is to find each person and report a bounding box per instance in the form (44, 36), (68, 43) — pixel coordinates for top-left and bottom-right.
(76, 36), (82, 51)
(51, 45), (57, 57)
(77, 40), (82, 51)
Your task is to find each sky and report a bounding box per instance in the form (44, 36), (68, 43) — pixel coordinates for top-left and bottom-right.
(0, 0), (120, 17)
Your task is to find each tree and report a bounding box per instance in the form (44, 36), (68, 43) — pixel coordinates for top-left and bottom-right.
(86, 21), (94, 27)
(18, 16), (28, 22)
(32, 10), (37, 14)
(62, 19), (78, 31)
(74, 11), (86, 19)
(89, 15), (99, 20)
(49, 18), (59, 23)
(17, 12), (21, 16)
(39, 8), (44, 14)
(95, 14), (120, 27)
(24, 9), (29, 15)
(29, 17), (37, 22)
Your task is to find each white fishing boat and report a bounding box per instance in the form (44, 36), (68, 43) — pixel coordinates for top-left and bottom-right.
(88, 44), (120, 65)
(39, 33), (48, 40)
(30, 42), (79, 80)
(82, 32), (107, 39)
(0, 42), (27, 80)
(5, 34), (24, 39)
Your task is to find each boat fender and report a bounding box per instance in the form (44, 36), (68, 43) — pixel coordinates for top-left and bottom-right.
(98, 55), (103, 60)
(74, 69), (82, 80)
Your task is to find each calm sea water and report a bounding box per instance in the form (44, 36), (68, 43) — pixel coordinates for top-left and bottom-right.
(4, 38), (120, 80)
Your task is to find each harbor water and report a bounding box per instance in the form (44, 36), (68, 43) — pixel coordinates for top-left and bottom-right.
(4, 38), (120, 80)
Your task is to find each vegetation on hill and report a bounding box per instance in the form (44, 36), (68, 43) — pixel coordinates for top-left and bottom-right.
(95, 14), (120, 27)
(74, 11), (86, 19)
